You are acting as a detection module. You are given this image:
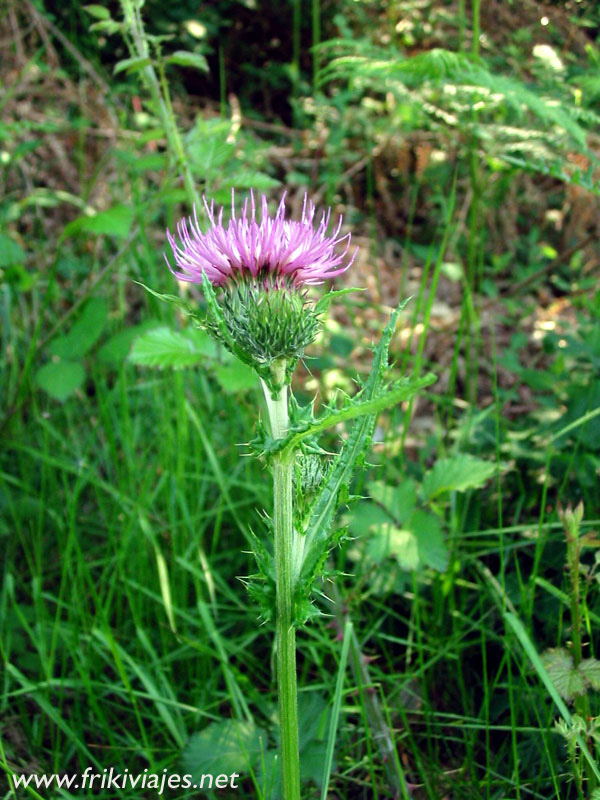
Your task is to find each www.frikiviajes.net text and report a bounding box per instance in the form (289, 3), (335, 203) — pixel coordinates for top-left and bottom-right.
(10, 768), (241, 794)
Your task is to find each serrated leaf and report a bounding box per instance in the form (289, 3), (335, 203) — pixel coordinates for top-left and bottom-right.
(83, 4), (110, 19)
(407, 509), (448, 571)
(114, 56), (152, 76)
(129, 326), (214, 369)
(579, 658), (600, 690)
(368, 525), (420, 571)
(166, 51), (209, 72)
(421, 454), (496, 501)
(61, 205), (135, 240)
(49, 297), (108, 360)
(542, 648), (586, 701)
(181, 720), (266, 780)
(36, 361), (85, 401)
(97, 319), (161, 364)
(368, 479), (417, 523)
(346, 502), (391, 537)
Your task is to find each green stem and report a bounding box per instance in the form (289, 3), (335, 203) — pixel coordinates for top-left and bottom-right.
(262, 362), (301, 800)
(119, 0), (201, 209)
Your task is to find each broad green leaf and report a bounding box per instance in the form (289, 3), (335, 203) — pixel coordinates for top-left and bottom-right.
(0, 235), (26, 267)
(62, 205), (135, 239)
(541, 648), (586, 701)
(35, 361), (85, 402)
(114, 56), (152, 75)
(421, 454), (496, 501)
(407, 509), (448, 571)
(49, 297), (108, 360)
(166, 51), (209, 72)
(181, 720), (266, 780)
(367, 524), (420, 571)
(368, 479), (417, 523)
(97, 320), (161, 364)
(129, 326), (215, 369)
(579, 657), (600, 690)
(186, 118), (235, 175)
(214, 361), (257, 393)
(83, 4), (110, 19)
(346, 502), (390, 537)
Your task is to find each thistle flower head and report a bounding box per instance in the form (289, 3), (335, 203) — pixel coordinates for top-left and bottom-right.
(165, 191), (356, 288)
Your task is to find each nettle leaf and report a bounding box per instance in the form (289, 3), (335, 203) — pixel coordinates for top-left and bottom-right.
(49, 297), (108, 360)
(541, 648), (586, 701)
(181, 719), (266, 781)
(97, 320), (161, 365)
(367, 524), (420, 571)
(579, 658), (600, 690)
(129, 326), (215, 369)
(35, 361), (85, 402)
(421, 454), (496, 502)
(368, 479), (417, 524)
(408, 509), (448, 571)
(366, 511), (447, 572)
(261, 693), (330, 796)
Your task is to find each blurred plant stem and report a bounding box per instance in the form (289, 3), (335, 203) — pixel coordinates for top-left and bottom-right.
(262, 361), (301, 800)
(119, 0), (200, 209)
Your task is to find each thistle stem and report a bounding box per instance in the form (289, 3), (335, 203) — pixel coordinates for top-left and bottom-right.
(262, 364), (301, 800)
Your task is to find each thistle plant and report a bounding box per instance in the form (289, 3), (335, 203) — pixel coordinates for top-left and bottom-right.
(155, 191), (435, 799)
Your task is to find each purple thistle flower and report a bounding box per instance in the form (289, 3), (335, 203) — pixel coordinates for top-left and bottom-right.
(165, 191), (356, 288)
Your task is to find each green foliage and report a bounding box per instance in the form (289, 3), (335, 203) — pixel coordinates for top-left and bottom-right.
(36, 298), (108, 401)
(181, 719), (266, 780)
(129, 326), (216, 369)
(35, 360), (86, 402)
(421, 454), (497, 501)
(61, 205), (136, 240)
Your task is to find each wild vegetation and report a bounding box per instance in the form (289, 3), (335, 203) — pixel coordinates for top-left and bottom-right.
(2, 1), (600, 798)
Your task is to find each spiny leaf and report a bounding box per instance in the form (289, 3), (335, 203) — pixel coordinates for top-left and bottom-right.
(299, 300), (428, 592)
(283, 374), (436, 455)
